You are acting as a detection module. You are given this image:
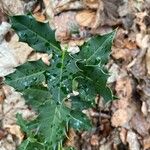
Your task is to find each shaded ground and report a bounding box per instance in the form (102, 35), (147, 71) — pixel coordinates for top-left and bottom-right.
(0, 0), (150, 149)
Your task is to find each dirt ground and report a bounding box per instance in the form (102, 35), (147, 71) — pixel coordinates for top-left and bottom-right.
(0, 0), (150, 150)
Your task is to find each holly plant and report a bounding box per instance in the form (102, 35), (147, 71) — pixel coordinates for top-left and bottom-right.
(4, 15), (115, 150)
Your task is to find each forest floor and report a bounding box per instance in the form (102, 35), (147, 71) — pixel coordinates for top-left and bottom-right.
(0, 0), (150, 150)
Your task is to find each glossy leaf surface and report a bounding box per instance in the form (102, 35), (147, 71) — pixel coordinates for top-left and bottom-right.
(10, 15), (60, 52)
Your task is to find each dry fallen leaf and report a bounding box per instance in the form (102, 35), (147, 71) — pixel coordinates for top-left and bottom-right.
(43, 0), (55, 27)
(111, 108), (135, 127)
(146, 47), (150, 75)
(67, 46), (80, 54)
(54, 11), (77, 42)
(2, 85), (36, 128)
(33, 12), (46, 22)
(112, 47), (131, 62)
(8, 34), (33, 65)
(90, 134), (99, 146)
(0, 134), (16, 150)
(5, 125), (24, 144)
(0, 88), (5, 103)
(55, 1), (85, 14)
(0, 42), (18, 76)
(130, 112), (150, 137)
(119, 128), (127, 145)
(129, 34), (150, 78)
(115, 77), (133, 99)
(143, 136), (150, 150)
(83, 0), (99, 9)
(65, 128), (77, 148)
(0, 129), (6, 140)
(130, 49), (147, 79)
(28, 52), (52, 65)
(141, 101), (148, 116)
(99, 141), (112, 150)
(107, 63), (120, 83)
(0, 0), (25, 15)
(76, 10), (96, 28)
(0, 22), (11, 43)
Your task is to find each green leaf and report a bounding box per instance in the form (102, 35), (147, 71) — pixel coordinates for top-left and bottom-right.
(17, 139), (29, 150)
(16, 114), (38, 138)
(5, 15), (115, 149)
(5, 60), (49, 91)
(17, 138), (45, 150)
(76, 63), (113, 101)
(70, 110), (91, 131)
(70, 95), (93, 111)
(17, 114), (49, 150)
(23, 85), (51, 108)
(10, 15), (60, 52)
(77, 31), (115, 65)
(16, 114), (29, 134)
(37, 101), (70, 147)
(70, 31), (115, 102)
(47, 51), (78, 102)
(63, 147), (76, 150)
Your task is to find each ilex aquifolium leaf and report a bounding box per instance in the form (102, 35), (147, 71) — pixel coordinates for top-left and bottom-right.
(73, 31), (115, 102)
(75, 62), (113, 102)
(10, 15), (60, 52)
(77, 31), (115, 65)
(5, 60), (49, 91)
(23, 85), (51, 108)
(37, 101), (70, 146)
(5, 15), (115, 149)
(70, 110), (92, 131)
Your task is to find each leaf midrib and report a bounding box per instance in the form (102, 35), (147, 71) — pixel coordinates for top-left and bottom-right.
(48, 106), (59, 143)
(6, 71), (45, 83)
(58, 51), (65, 102)
(86, 34), (113, 63)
